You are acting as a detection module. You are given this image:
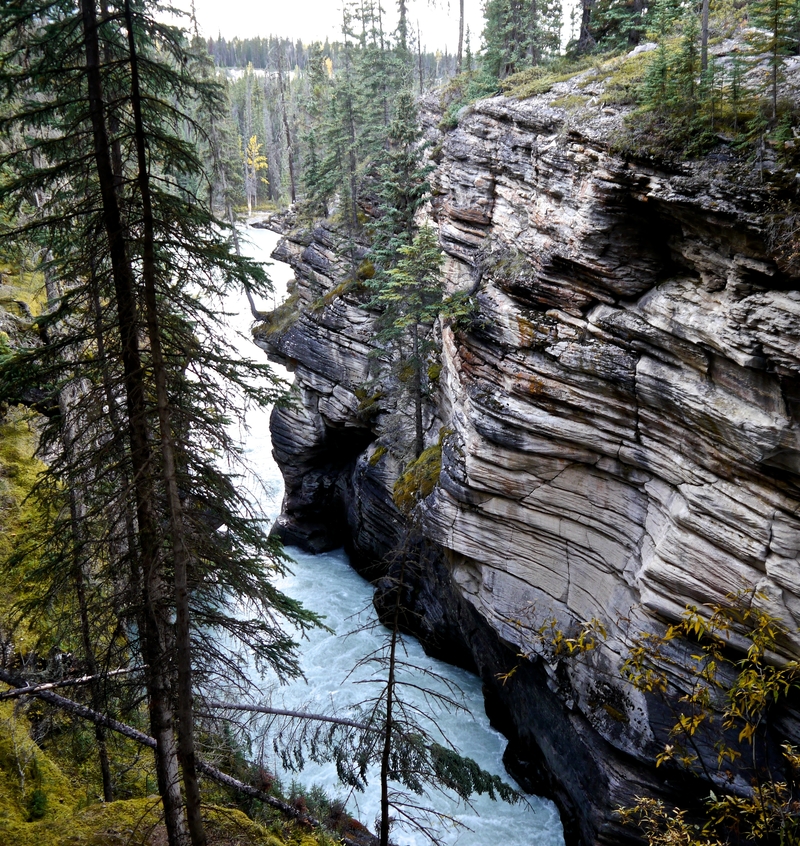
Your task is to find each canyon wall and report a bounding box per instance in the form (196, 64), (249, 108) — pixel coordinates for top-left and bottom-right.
(255, 69), (800, 845)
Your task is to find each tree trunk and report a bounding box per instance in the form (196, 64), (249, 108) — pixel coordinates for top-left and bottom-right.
(530, 0), (540, 65)
(56, 381), (115, 803)
(379, 586), (399, 846)
(577, 0), (596, 52)
(456, 0), (465, 73)
(73, 559), (115, 802)
(397, 0), (408, 52)
(628, 0), (644, 46)
(417, 21), (424, 93)
(277, 52), (297, 204)
(46, 259), (114, 802)
(412, 323), (423, 458)
(123, 2), (205, 844)
(78, 2), (188, 843)
(700, 0), (710, 70)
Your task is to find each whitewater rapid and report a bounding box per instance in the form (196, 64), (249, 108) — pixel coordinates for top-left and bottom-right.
(223, 223), (565, 846)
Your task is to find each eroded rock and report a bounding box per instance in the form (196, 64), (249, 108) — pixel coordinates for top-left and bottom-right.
(257, 86), (800, 845)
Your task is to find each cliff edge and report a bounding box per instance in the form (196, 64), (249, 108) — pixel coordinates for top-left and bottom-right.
(255, 59), (800, 845)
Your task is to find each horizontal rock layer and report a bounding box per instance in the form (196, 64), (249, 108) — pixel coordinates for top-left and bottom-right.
(257, 79), (800, 845)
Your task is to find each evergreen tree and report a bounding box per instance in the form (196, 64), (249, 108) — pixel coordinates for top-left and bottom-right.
(368, 92), (432, 279)
(481, 0), (562, 79)
(748, 0), (800, 119)
(0, 3), (317, 844)
(587, 0), (649, 51)
(367, 226), (472, 458)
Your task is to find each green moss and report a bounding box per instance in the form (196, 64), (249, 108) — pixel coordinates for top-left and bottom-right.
(501, 57), (595, 100)
(548, 93), (589, 111)
(0, 262), (46, 317)
(0, 408), (46, 648)
(0, 408), (41, 507)
(354, 388), (383, 424)
(0, 702), (76, 843)
(601, 703), (629, 723)
(392, 429), (452, 515)
(357, 259), (375, 281)
(310, 277), (364, 312)
(368, 444), (387, 466)
(598, 51), (654, 106)
(427, 362), (442, 383)
(253, 293), (302, 339)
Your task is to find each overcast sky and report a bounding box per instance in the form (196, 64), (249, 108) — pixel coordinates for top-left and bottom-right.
(184, 0), (487, 54)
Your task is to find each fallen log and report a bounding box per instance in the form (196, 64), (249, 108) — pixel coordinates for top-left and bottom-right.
(0, 666), (145, 700)
(0, 668), (377, 846)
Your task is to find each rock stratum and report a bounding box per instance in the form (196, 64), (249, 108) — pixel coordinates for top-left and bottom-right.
(255, 69), (800, 846)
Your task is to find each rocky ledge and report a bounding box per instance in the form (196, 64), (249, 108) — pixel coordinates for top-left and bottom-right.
(256, 64), (800, 846)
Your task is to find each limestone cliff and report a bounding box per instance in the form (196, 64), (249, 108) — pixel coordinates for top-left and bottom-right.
(255, 65), (800, 846)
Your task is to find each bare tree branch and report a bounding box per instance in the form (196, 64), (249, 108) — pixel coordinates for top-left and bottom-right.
(204, 700), (370, 731)
(0, 666), (146, 700)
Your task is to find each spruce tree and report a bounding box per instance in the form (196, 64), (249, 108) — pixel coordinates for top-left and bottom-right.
(481, 0), (562, 79)
(368, 92), (432, 279)
(0, 3), (317, 844)
(748, 0), (800, 119)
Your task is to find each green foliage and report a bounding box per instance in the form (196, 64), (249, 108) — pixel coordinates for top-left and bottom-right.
(428, 744), (519, 803)
(368, 91), (432, 276)
(481, 0), (563, 79)
(588, 0), (651, 52)
(438, 70), (501, 129)
(496, 612), (607, 684)
(617, 0), (800, 158)
(500, 57), (596, 99)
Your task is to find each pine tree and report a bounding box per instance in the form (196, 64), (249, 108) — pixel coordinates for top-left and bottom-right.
(368, 92), (432, 278)
(588, 0), (649, 51)
(748, 0), (800, 119)
(481, 0), (562, 79)
(0, 4), (317, 844)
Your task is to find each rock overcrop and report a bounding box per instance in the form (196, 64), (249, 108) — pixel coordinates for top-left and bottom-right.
(257, 75), (800, 845)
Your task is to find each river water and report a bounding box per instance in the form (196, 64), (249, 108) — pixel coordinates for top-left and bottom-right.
(222, 223), (565, 846)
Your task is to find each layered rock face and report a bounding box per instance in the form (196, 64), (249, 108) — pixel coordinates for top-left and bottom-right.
(257, 83), (800, 845)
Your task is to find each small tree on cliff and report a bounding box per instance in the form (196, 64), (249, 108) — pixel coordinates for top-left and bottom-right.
(368, 226), (471, 458)
(368, 90), (432, 274)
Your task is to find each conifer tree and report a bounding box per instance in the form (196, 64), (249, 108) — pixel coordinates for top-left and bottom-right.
(482, 0), (562, 79)
(748, 0), (800, 119)
(0, 3), (317, 844)
(369, 92), (432, 277)
(377, 227), (445, 457)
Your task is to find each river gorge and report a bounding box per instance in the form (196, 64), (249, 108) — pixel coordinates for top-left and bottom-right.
(233, 225), (564, 846)
(252, 80), (800, 846)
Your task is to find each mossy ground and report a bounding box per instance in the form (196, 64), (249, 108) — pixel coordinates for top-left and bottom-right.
(253, 292), (302, 338)
(0, 259), (46, 317)
(0, 697), (343, 846)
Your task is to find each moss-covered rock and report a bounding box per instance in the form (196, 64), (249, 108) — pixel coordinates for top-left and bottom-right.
(392, 429), (452, 515)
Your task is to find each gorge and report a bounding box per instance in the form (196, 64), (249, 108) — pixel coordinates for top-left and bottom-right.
(255, 67), (800, 846)
(233, 226), (564, 846)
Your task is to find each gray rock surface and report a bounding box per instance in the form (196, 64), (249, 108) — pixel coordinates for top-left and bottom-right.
(256, 83), (800, 845)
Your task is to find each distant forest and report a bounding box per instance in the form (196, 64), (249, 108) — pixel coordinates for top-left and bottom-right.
(207, 33), (464, 80)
